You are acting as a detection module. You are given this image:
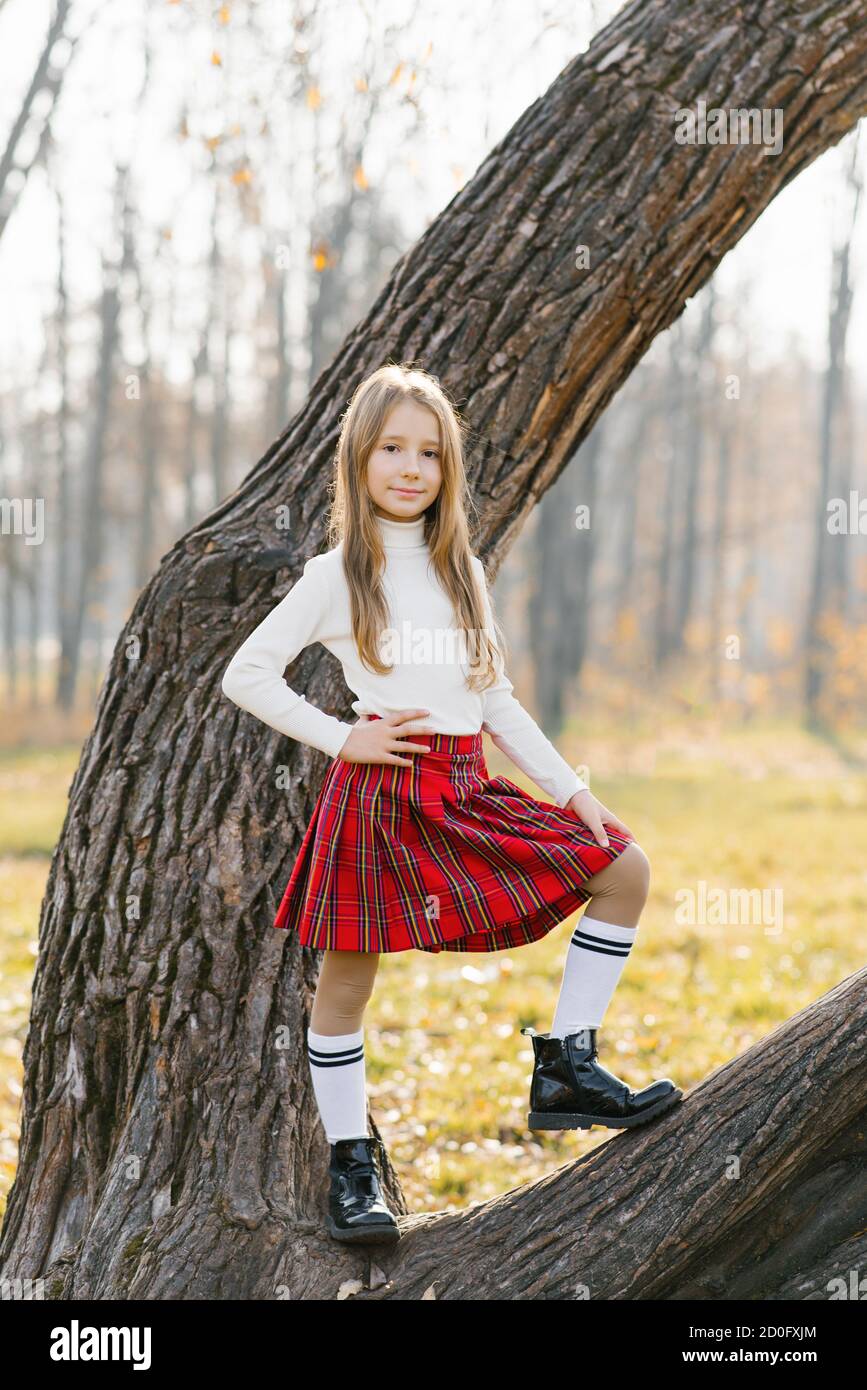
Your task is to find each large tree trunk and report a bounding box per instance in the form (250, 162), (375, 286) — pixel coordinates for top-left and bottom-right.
(3, 0), (867, 1298)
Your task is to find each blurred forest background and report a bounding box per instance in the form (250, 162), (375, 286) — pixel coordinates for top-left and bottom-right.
(1, 0), (866, 1215)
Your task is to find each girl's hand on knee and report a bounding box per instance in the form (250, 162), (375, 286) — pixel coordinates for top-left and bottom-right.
(564, 789), (633, 847)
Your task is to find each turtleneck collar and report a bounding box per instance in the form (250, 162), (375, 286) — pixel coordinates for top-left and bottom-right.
(374, 510), (428, 550)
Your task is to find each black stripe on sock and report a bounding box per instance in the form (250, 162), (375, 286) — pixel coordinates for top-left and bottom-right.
(570, 928), (633, 956)
(307, 1045), (365, 1067)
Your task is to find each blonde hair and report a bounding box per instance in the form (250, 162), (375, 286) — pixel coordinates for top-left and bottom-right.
(326, 363), (507, 692)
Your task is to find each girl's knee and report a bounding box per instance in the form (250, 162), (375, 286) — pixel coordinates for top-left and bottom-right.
(585, 840), (650, 911)
(621, 840), (651, 895)
(312, 971), (376, 1033)
(324, 972), (376, 1010)
(317, 953), (379, 1013)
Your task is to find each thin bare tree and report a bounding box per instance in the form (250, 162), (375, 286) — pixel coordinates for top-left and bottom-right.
(56, 166), (124, 710)
(805, 132), (863, 726)
(0, 0), (80, 242)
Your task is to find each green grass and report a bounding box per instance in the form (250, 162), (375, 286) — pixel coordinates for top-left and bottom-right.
(2, 718), (866, 1221)
(0, 746), (79, 1216)
(0, 746), (76, 855)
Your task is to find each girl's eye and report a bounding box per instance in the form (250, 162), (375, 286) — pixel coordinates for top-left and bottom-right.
(381, 443), (438, 457)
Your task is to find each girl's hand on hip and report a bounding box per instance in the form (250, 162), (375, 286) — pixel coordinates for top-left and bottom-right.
(564, 788), (633, 847)
(338, 709), (434, 767)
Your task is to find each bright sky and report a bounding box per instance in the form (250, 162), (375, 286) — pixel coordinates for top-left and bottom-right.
(1, 0), (865, 405)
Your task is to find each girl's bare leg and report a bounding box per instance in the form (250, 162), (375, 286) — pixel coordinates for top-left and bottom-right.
(310, 949), (380, 1034)
(307, 950), (381, 1143)
(579, 840), (651, 929)
(550, 841), (651, 1035)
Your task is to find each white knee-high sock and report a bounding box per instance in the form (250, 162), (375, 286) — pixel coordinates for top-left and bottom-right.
(550, 916), (638, 1036)
(306, 1026), (369, 1142)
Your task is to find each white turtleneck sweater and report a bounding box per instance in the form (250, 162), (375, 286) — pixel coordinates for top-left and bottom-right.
(220, 512), (588, 807)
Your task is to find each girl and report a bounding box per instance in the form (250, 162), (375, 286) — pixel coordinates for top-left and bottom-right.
(221, 364), (682, 1245)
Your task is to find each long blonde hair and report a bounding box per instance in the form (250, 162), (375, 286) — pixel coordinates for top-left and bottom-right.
(326, 363), (507, 692)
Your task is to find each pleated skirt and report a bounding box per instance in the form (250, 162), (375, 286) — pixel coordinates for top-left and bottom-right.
(273, 720), (635, 953)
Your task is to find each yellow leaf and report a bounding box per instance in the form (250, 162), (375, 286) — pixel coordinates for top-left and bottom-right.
(389, 62), (404, 86)
(617, 607), (638, 643)
(210, 50), (222, 66)
(311, 241), (334, 271)
(355, 76), (368, 92)
(232, 168), (251, 185)
(306, 85), (321, 110)
(353, 164), (368, 190)
(217, 3), (231, 22)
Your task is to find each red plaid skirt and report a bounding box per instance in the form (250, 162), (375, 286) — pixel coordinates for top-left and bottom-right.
(273, 719), (635, 953)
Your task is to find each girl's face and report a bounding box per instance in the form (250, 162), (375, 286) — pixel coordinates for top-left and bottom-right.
(367, 397), (443, 523)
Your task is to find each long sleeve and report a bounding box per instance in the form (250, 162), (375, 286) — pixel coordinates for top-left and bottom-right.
(221, 554), (355, 759)
(473, 557), (588, 808)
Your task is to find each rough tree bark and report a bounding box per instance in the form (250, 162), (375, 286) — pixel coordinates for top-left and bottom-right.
(2, 0), (867, 1299)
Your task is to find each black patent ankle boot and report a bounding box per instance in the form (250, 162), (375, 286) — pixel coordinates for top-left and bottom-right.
(326, 1136), (400, 1245)
(521, 1025), (683, 1131)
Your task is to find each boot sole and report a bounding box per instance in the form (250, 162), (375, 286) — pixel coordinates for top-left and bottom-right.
(528, 1088), (683, 1131)
(325, 1213), (401, 1245)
